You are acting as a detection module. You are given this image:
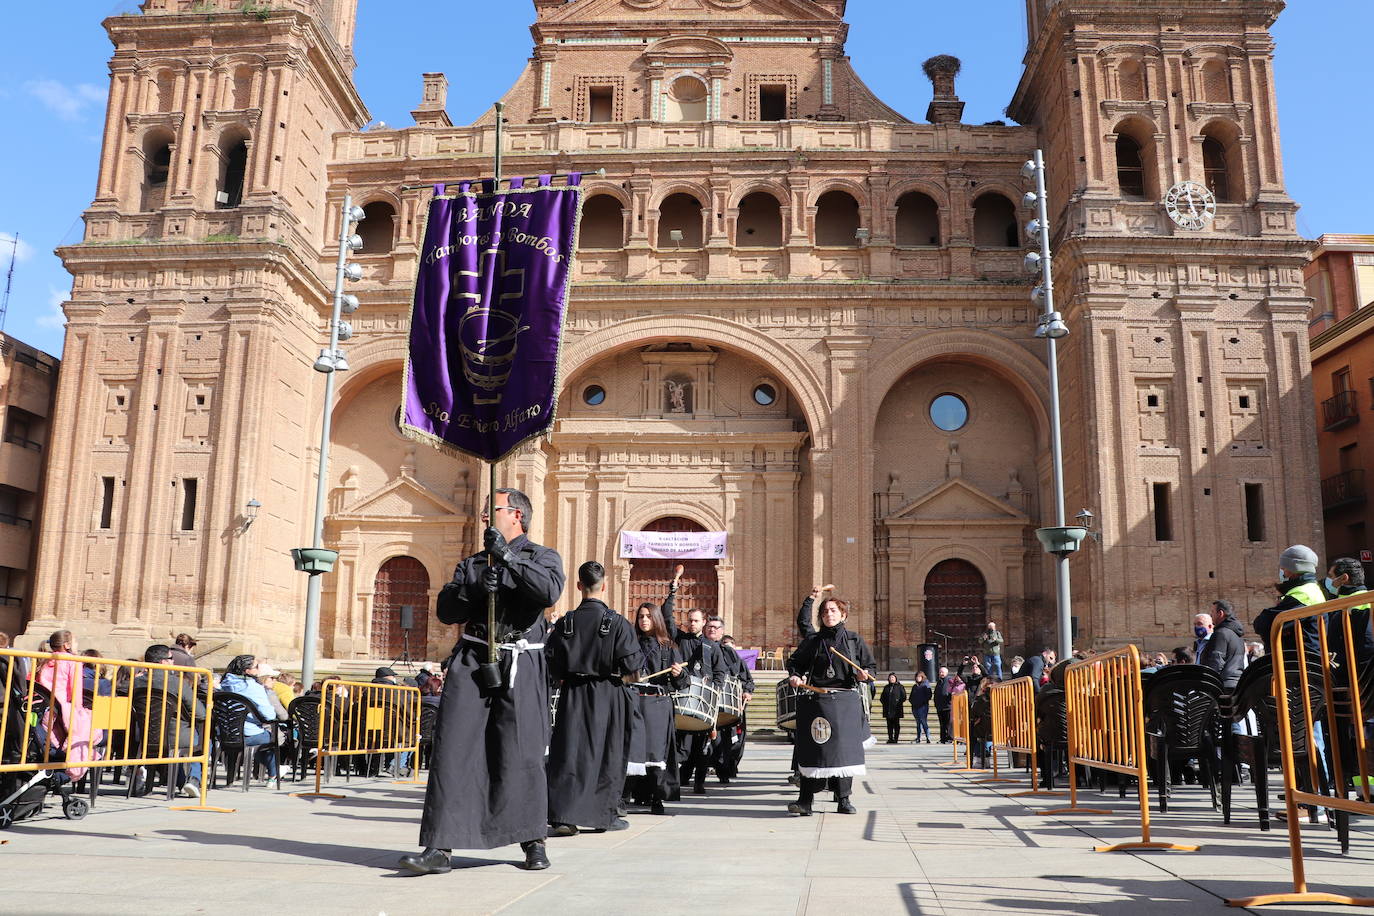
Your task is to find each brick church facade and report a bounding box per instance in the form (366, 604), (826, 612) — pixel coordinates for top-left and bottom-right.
(28, 0), (1320, 666)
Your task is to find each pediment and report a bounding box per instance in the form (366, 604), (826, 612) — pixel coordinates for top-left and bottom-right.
(544, 0), (838, 25)
(887, 479), (1029, 524)
(342, 475), (460, 519)
(644, 36), (734, 60)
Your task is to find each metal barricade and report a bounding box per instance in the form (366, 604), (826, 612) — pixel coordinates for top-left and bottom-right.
(979, 676), (1058, 796)
(296, 679), (421, 799)
(0, 647), (232, 816)
(1045, 646), (1196, 853)
(1227, 592), (1374, 908)
(943, 691), (980, 771)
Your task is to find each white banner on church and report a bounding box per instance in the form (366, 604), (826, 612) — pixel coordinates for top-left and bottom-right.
(619, 530), (728, 560)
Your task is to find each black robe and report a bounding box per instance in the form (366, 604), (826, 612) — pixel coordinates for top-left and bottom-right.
(418, 535), (565, 851)
(711, 642), (755, 777)
(545, 598), (639, 829)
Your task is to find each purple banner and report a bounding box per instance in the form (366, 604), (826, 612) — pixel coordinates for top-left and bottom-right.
(401, 175), (584, 462)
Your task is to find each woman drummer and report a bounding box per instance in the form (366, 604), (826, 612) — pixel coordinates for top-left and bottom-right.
(785, 595), (876, 816)
(627, 601), (688, 815)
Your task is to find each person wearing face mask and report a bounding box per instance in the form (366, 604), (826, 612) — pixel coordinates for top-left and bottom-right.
(1197, 600), (1246, 690)
(1191, 613), (1213, 665)
(1254, 544), (1326, 660)
(1323, 557), (1374, 677)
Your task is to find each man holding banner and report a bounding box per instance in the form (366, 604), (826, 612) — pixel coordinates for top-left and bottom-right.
(396, 171), (583, 875)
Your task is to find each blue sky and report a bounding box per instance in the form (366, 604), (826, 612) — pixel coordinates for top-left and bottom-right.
(1, 1), (1370, 358)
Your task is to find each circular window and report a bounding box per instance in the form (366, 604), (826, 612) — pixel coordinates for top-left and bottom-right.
(929, 394), (969, 432)
(753, 383), (777, 406)
(583, 385), (606, 406)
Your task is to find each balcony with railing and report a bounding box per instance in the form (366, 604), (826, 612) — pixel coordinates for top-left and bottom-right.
(1322, 469), (1366, 512)
(1323, 390), (1359, 430)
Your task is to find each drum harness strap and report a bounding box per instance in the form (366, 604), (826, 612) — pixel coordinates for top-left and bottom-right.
(554, 602), (616, 685)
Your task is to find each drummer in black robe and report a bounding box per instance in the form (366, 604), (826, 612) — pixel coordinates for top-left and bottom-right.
(662, 590), (727, 797)
(398, 488), (564, 875)
(626, 601), (687, 814)
(786, 594), (876, 816)
(545, 562), (640, 835)
(705, 620), (755, 784)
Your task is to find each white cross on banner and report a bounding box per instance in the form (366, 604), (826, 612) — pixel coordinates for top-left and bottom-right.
(619, 531), (728, 560)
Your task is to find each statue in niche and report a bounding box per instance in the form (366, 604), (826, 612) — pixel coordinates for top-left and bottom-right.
(666, 378), (691, 414)
(945, 440), (963, 479)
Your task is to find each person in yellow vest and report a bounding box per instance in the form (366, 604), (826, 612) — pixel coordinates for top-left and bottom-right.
(1254, 544), (1326, 660)
(1323, 556), (1374, 677)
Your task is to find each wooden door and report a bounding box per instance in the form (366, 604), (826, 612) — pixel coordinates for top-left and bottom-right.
(372, 556), (430, 660)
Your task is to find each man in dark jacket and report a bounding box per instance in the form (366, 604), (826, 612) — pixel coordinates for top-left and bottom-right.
(1254, 544), (1326, 659)
(1019, 648), (1056, 689)
(133, 643), (208, 797)
(707, 624), (754, 784)
(1197, 600), (1246, 689)
(879, 674), (907, 744)
(933, 666), (955, 743)
(399, 487), (565, 876)
(1324, 556), (1374, 677)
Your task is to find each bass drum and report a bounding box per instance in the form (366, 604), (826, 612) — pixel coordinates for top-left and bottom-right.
(775, 683), (804, 731)
(717, 676), (744, 728)
(672, 675), (720, 732)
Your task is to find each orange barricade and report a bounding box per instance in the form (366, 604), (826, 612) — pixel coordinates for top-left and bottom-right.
(0, 647), (233, 817)
(1227, 592), (1374, 908)
(943, 691), (981, 771)
(1045, 646), (1196, 853)
(979, 676), (1059, 796)
(296, 679), (421, 799)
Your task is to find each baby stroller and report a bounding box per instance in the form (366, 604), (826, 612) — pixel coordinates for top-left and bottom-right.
(0, 654), (92, 828)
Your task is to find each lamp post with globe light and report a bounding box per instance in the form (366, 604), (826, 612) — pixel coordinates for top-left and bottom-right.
(1021, 151), (1087, 661)
(293, 195), (366, 691)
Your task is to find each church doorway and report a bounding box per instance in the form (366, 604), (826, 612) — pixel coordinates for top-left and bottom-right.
(627, 516), (719, 626)
(371, 556), (430, 660)
(923, 559), (987, 664)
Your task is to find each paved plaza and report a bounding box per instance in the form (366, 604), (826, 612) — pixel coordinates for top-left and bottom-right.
(1, 740), (1370, 915)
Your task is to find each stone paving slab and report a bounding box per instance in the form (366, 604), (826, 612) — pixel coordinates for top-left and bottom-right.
(0, 741), (1370, 915)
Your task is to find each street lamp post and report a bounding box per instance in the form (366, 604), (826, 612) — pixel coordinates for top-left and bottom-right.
(293, 195), (366, 690)
(1022, 150), (1086, 661)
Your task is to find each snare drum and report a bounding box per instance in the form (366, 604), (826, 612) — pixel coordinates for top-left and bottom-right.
(775, 683), (804, 731)
(672, 675), (720, 732)
(717, 675), (744, 728)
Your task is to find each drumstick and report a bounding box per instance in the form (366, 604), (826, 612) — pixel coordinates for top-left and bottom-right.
(829, 646), (871, 679)
(672, 564), (684, 588)
(642, 665), (678, 681)
(821, 583), (835, 593)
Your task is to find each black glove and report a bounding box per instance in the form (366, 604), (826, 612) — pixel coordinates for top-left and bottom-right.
(484, 526), (514, 567)
(482, 565), (501, 594)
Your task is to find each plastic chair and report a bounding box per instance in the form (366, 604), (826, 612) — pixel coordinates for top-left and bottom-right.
(127, 687), (183, 802)
(286, 695), (321, 783)
(418, 703), (438, 773)
(1143, 664), (1223, 813)
(210, 691), (271, 792)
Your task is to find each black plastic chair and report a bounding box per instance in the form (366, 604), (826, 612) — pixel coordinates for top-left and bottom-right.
(126, 687), (182, 802)
(210, 691), (273, 792)
(1035, 687), (1070, 790)
(968, 692), (993, 769)
(418, 703), (438, 773)
(286, 696), (321, 783)
(1143, 664), (1223, 813)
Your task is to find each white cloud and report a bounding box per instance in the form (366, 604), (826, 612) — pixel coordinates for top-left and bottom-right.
(0, 233), (35, 263)
(35, 287), (68, 329)
(25, 80), (106, 122)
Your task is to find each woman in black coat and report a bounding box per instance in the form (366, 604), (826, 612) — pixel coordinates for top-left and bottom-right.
(878, 674), (907, 744)
(908, 671), (933, 743)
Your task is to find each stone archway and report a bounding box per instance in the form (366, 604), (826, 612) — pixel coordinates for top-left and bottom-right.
(371, 556), (430, 660)
(627, 517), (719, 625)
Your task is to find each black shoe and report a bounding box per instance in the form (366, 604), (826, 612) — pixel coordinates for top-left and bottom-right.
(521, 840), (550, 871)
(606, 817), (630, 831)
(693, 783), (706, 796)
(549, 823), (579, 837)
(651, 801), (666, 816)
(717, 774), (731, 785)
(837, 799), (857, 815)
(398, 847), (452, 876)
(787, 801), (813, 817)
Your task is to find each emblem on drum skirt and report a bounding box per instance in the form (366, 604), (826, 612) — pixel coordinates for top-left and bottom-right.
(811, 716), (833, 744)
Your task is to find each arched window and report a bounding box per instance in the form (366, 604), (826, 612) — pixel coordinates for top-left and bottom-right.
(895, 191), (940, 246)
(216, 131), (249, 210)
(155, 70), (176, 113)
(1115, 132), (1150, 199)
(972, 193), (1018, 248)
(736, 192), (783, 247)
(1118, 58), (1146, 101)
(231, 66), (253, 110)
(1202, 132), (1238, 203)
(657, 193), (704, 248)
(663, 75), (708, 123)
(140, 131), (174, 212)
(815, 190), (861, 247)
(578, 194), (625, 249)
(358, 201), (396, 254)
(1201, 60), (1231, 103)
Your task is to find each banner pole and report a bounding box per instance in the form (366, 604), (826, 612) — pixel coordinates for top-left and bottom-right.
(486, 101), (505, 669)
